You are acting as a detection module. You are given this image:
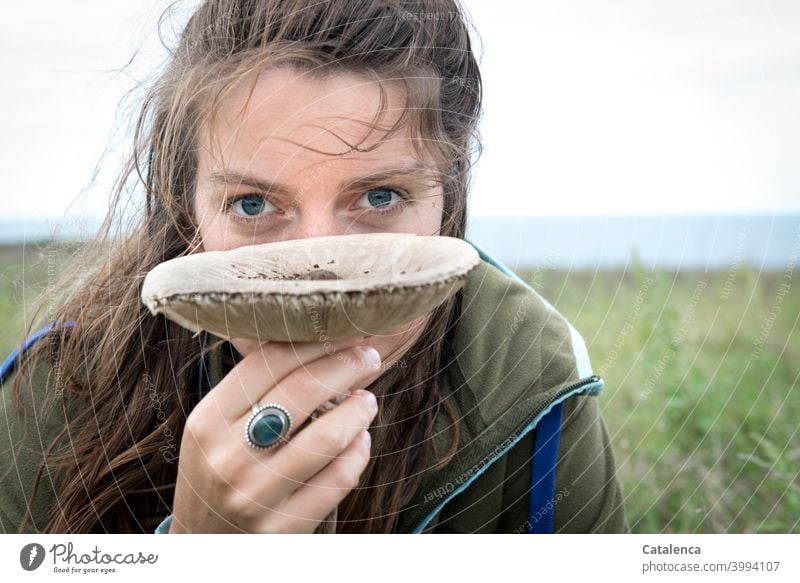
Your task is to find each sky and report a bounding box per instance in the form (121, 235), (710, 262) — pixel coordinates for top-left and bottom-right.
(1, 0), (798, 224)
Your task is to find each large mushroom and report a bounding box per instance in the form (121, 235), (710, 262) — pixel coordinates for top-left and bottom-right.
(141, 233), (480, 342)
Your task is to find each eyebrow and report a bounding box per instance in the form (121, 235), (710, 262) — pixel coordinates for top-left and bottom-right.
(205, 162), (438, 197)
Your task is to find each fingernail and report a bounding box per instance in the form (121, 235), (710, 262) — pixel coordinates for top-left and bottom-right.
(354, 346), (381, 368)
(360, 429), (372, 447)
(355, 389), (378, 413)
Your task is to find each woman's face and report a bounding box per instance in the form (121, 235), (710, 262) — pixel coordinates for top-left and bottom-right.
(193, 67), (445, 379)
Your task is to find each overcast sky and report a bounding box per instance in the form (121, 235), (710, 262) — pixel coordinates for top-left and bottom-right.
(1, 0), (798, 223)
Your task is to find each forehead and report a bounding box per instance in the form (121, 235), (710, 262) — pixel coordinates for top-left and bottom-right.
(199, 67), (424, 174)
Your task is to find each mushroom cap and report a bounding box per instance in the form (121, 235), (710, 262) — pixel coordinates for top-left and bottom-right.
(141, 233), (480, 342)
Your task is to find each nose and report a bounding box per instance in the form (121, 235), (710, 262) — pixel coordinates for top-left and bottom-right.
(282, 208), (347, 241)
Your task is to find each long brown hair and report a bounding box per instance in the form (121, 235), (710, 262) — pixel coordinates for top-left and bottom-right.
(11, 0), (482, 533)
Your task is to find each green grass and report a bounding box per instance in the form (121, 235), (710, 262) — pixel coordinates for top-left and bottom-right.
(1, 243), (798, 533)
(518, 263), (800, 533)
(0, 243), (71, 358)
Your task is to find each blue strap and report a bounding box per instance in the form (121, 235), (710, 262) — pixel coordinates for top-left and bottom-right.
(0, 321), (77, 386)
(527, 401), (564, 534)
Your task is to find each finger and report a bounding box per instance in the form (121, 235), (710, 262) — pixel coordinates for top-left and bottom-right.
(265, 389), (378, 497)
(207, 335), (369, 419)
(250, 349), (381, 438)
(221, 391), (375, 526)
(271, 428), (372, 532)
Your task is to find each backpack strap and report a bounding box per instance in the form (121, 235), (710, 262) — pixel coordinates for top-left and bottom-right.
(0, 321), (77, 386)
(527, 401), (564, 534)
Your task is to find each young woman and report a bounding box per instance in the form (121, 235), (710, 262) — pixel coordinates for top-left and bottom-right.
(0, 0), (627, 534)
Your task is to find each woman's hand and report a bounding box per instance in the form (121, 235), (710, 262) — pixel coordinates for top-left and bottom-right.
(169, 338), (383, 533)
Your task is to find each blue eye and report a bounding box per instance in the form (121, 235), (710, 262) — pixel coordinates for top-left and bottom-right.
(356, 188), (406, 211)
(230, 195), (276, 218)
(367, 189), (393, 207)
(240, 197), (264, 215)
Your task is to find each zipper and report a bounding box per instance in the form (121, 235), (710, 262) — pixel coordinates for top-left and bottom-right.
(410, 373), (603, 533)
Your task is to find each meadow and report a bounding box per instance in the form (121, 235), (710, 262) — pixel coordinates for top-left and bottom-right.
(520, 262), (799, 533)
(1, 242), (797, 533)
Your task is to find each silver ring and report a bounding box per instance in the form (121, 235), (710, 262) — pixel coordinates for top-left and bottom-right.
(245, 403), (293, 450)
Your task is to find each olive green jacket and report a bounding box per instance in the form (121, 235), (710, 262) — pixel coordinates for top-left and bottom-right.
(0, 242), (627, 533)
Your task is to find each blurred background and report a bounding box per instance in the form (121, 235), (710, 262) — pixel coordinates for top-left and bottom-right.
(1, 0), (798, 532)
